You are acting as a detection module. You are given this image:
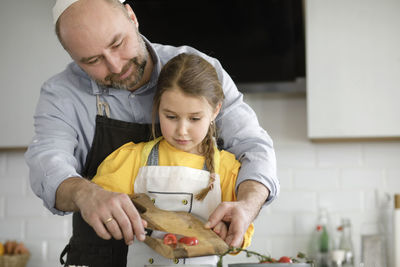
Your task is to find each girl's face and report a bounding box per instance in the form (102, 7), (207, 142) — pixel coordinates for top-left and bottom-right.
(159, 87), (221, 155)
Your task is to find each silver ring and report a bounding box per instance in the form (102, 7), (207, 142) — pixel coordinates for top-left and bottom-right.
(104, 217), (114, 224)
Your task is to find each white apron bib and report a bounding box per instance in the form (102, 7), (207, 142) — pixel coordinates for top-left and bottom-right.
(127, 141), (222, 267)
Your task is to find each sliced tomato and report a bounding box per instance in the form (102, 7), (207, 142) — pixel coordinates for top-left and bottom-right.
(278, 256), (292, 263)
(163, 233), (177, 245)
(178, 236), (199, 246)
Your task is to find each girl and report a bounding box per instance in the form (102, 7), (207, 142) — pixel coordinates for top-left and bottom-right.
(92, 53), (254, 266)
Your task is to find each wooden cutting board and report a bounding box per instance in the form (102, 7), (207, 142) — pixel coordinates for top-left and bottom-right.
(131, 193), (229, 259)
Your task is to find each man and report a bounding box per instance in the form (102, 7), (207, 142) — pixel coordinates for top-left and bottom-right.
(25, 0), (279, 266)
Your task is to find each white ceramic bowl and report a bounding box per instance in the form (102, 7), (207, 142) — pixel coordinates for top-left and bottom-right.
(228, 263), (314, 267)
(145, 265), (214, 267)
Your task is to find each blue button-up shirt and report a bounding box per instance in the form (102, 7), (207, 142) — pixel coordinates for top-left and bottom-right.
(25, 37), (279, 215)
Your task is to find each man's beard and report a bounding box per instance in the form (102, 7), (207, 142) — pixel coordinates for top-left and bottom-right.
(97, 36), (148, 91)
(100, 57), (147, 90)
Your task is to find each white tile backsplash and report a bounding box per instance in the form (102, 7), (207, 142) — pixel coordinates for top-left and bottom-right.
(0, 177), (26, 196)
(341, 168), (384, 189)
(294, 212), (319, 235)
(315, 143), (363, 167)
(254, 213), (295, 236)
(318, 191), (363, 212)
(26, 217), (70, 240)
(294, 168), (340, 191)
(276, 145), (317, 168)
(271, 191), (318, 213)
(0, 197), (4, 218)
(363, 143), (400, 167)
(0, 218), (24, 240)
(24, 240), (48, 263)
(5, 196), (47, 217)
(5, 151), (29, 179)
(386, 169), (400, 193)
(276, 169), (293, 190)
(0, 96), (399, 267)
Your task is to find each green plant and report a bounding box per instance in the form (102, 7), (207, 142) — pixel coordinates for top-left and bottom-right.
(217, 248), (314, 267)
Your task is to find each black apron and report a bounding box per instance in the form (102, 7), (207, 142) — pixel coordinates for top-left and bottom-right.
(60, 95), (158, 267)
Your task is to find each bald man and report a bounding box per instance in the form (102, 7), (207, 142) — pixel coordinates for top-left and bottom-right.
(25, 0), (279, 266)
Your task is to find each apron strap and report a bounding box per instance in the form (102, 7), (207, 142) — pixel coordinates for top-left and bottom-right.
(140, 137), (163, 166)
(96, 94), (110, 118)
(146, 141), (160, 166)
(145, 139), (208, 171)
(59, 243), (70, 265)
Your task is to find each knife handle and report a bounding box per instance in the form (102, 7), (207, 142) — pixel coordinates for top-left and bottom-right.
(144, 227), (156, 237)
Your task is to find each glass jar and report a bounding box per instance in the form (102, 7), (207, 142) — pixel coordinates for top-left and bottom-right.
(308, 208), (333, 267)
(338, 218), (354, 267)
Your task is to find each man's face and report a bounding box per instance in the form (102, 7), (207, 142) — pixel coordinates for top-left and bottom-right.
(59, 1), (148, 91)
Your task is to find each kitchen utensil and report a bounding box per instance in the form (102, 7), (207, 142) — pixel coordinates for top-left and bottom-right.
(131, 193), (229, 259)
(144, 227), (187, 240)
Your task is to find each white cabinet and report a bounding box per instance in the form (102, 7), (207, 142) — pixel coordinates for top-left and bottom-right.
(306, 0), (400, 140)
(0, 0), (71, 148)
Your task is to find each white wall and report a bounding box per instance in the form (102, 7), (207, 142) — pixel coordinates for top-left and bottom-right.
(0, 150), (72, 267)
(239, 95), (400, 267)
(1, 95), (399, 267)
(0, 0), (71, 148)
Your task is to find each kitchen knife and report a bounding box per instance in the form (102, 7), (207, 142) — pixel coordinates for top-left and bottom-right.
(145, 228), (200, 246)
(144, 227), (186, 240)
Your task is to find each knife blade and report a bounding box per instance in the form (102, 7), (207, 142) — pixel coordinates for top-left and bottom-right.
(144, 227), (186, 240)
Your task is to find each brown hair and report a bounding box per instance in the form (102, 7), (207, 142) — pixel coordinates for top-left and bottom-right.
(152, 53), (224, 200)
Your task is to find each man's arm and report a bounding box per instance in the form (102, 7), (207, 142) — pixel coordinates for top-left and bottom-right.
(236, 180), (270, 220)
(25, 80), (146, 244)
(25, 81), (84, 215)
(56, 176), (147, 244)
(55, 177), (84, 212)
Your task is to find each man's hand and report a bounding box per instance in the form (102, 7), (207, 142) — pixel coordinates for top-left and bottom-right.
(212, 221), (228, 240)
(205, 180), (269, 247)
(55, 177), (146, 245)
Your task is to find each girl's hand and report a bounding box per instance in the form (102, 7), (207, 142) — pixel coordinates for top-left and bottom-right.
(212, 221), (228, 240)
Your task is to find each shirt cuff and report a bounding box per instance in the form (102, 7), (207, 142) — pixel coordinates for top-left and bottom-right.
(43, 172), (82, 216)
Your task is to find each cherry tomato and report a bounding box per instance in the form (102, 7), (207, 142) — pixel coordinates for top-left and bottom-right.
(163, 233), (177, 245)
(259, 258), (276, 264)
(278, 256), (292, 263)
(178, 236), (199, 246)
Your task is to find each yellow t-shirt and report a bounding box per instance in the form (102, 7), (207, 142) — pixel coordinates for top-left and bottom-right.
(92, 138), (254, 248)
